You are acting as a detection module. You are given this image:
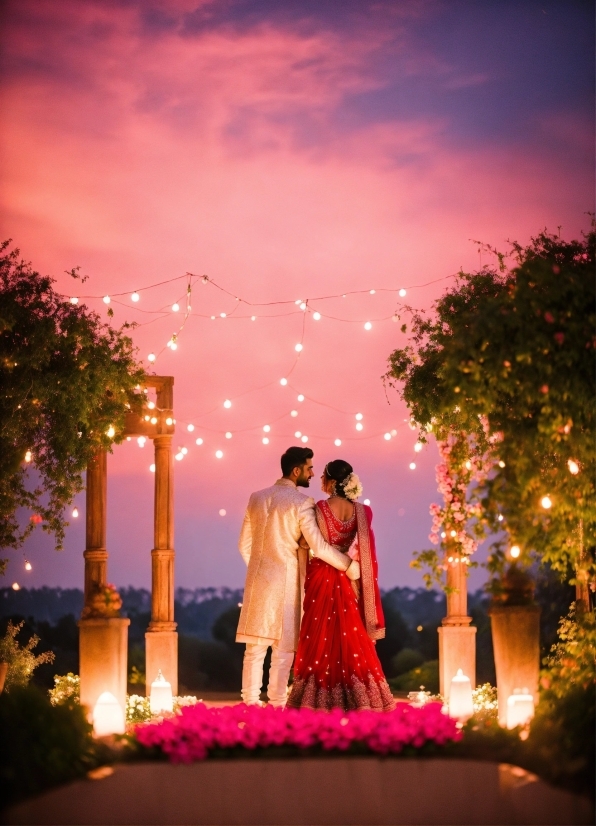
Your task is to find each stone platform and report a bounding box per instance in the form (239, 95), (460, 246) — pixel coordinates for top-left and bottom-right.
(4, 758), (592, 825)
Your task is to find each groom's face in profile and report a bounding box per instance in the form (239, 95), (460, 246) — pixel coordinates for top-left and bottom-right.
(295, 459), (314, 488)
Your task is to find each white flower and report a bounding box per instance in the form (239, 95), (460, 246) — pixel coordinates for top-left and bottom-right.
(342, 472), (363, 501)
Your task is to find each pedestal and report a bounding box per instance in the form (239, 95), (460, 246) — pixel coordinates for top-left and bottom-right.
(145, 628), (178, 696)
(489, 605), (540, 726)
(79, 617), (130, 720)
(438, 624), (477, 700)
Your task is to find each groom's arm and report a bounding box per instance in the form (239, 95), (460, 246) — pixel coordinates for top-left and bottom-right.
(238, 505), (252, 566)
(298, 499), (360, 580)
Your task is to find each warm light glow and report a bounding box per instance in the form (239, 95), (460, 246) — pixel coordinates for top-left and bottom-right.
(297, 394), (305, 402)
(450, 530), (456, 537)
(290, 410), (298, 417)
(391, 429), (397, 436)
(223, 399), (232, 409)
(414, 442), (423, 452)
(131, 292), (140, 302)
(170, 341), (178, 350)
(103, 295), (111, 304)
(263, 425), (271, 432)
(510, 545), (521, 558)
(262, 437), (269, 444)
(69, 296), (79, 304)
(295, 343), (303, 352)
(147, 401), (155, 409)
(175, 452), (183, 461)
(144, 415), (150, 421)
(148, 353), (156, 362)
(334, 439), (342, 446)
(24, 450), (32, 462)
(364, 499), (371, 506)
(251, 315), (256, 321)
(301, 435), (308, 443)
(149, 672), (173, 716)
(498, 514), (504, 522)
(409, 462), (416, 470)
(541, 495), (552, 509)
(106, 425), (115, 438)
(465, 460), (472, 469)
(299, 302), (307, 311)
(399, 289), (407, 297)
(72, 507), (79, 518)
(498, 460), (505, 468)
(93, 692), (125, 736)
(195, 438), (203, 446)
(567, 459), (579, 475)
(181, 447), (188, 455)
(215, 450), (224, 459)
(280, 378), (288, 386)
(172, 303), (180, 312)
(369, 289), (376, 294)
(364, 321), (372, 330)
(313, 312), (321, 320)
(219, 509), (226, 516)
(137, 437), (146, 447)
(11, 582), (20, 591)
(441, 531), (446, 538)
(150, 416), (158, 425)
(384, 433), (391, 440)
(448, 669), (474, 721)
(150, 464), (156, 472)
(225, 432), (233, 439)
(166, 417), (173, 425)
(356, 423), (363, 431)
(294, 431), (302, 438)
(25, 561), (32, 571)
(355, 413), (363, 421)
(506, 689), (535, 729)
(187, 424), (194, 432)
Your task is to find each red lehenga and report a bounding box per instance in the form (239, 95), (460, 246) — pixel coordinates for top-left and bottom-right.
(287, 500), (395, 712)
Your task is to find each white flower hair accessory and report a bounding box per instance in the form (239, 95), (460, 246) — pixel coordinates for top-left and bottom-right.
(342, 472), (363, 501)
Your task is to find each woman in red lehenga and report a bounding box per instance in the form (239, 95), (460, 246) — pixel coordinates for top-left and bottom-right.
(287, 460), (395, 712)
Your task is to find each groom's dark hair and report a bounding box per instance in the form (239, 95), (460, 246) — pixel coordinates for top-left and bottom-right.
(281, 446), (314, 477)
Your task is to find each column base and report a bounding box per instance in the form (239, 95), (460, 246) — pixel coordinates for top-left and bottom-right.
(79, 617), (130, 721)
(438, 623), (476, 700)
(145, 629), (178, 696)
(489, 605), (540, 726)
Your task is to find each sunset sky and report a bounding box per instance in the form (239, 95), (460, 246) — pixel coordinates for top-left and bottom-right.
(1, 0), (593, 593)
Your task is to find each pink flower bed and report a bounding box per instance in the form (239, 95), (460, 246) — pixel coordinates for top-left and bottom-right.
(134, 702), (460, 763)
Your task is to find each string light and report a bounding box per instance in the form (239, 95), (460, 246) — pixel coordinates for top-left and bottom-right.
(414, 442), (423, 452)
(262, 437), (269, 444)
(334, 439), (342, 446)
(355, 413), (363, 421)
(24, 450), (32, 463)
(106, 425), (115, 438)
(172, 303), (180, 312)
(370, 289), (376, 295)
(150, 463), (156, 472)
(147, 401), (155, 409)
(441, 531), (447, 538)
(219, 509), (226, 516)
(299, 302), (307, 311)
(131, 292), (140, 302)
(301, 435), (308, 443)
(103, 295), (111, 304)
(187, 424), (195, 432)
(497, 514), (504, 522)
(280, 378), (288, 386)
(72, 507), (79, 518)
(295, 431), (302, 438)
(364, 499), (370, 506)
(148, 353), (156, 363)
(384, 433), (391, 440)
(263, 425), (271, 432)
(399, 289), (407, 297)
(297, 394), (305, 402)
(181, 447), (188, 455)
(225, 432), (233, 439)
(356, 423), (363, 431)
(498, 460), (505, 468)
(166, 417), (173, 425)
(137, 437), (146, 447)
(12, 582), (20, 591)
(251, 316), (256, 321)
(290, 410), (298, 417)
(25, 561), (32, 571)
(409, 462), (416, 470)
(568, 460), (579, 475)
(215, 450), (224, 459)
(313, 312), (321, 321)
(150, 416), (158, 425)
(175, 452), (183, 461)
(510, 545), (521, 558)
(223, 400), (232, 409)
(295, 343), (303, 352)
(364, 322), (372, 331)
(69, 297), (79, 304)
(541, 495), (552, 509)
(196, 438), (203, 445)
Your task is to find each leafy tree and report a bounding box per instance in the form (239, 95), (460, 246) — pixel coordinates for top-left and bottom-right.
(0, 241), (145, 564)
(386, 225), (595, 588)
(0, 620), (55, 690)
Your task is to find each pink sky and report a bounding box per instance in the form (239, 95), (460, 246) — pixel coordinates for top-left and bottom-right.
(1, 0), (593, 591)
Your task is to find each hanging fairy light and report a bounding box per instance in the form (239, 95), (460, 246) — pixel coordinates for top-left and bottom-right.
(103, 295), (111, 304)
(364, 322), (372, 331)
(24, 450), (32, 463)
(225, 432), (233, 439)
(299, 302), (307, 311)
(295, 343), (303, 352)
(181, 447), (188, 455)
(355, 413), (363, 421)
(409, 462), (416, 470)
(263, 425), (271, 432)
(290, 410), (298, 417)
(251, 315), (257, 321)
(297, 394), (305, 403)
(25, 561), (32, 571)
(541, 495), (552, 510)
(384, 433), (391, 440)
(414, 442), (423, 452)
(137, 437), (146, 447)
(262, 437), (269, 445)
(165, 417), (173, 425)
(175, 452), (184, 461)
(172, 303), (180, 312)
(356, 423), (363, 431)
(147, 353), (156, 363)
(131, 292), (140, 302)
(568, 460), (579, 475)
(399, 289), (407, 297)
(334, 439), (342, 446)
(223, 399), (232, 409)
(147, 401), (155, 410)
(72, 507), (79, 518)
(150, 464), (156, 472)
(195, 438), (203, 446)
(301, 435), (308, 443)
(369, 289), (376, 295)
(69, 296), (79, 304)
(219, 509), (226, 516)
(295, 431), (302, 438)
(215, 450), (224, 459)
(510, 545), (521, 558)
(12, 582), (20, 591)
(280, 378), (288, 386)
(150, 416), (158, 425)
(313, 312), (321, 321)
(106, 425), (115, 438)
(187, 424), (194, 432)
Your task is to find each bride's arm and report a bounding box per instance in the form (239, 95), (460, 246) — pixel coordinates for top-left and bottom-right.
(298, 499), (360, 580)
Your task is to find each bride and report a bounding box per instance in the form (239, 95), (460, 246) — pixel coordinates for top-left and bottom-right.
(287, 459), (395, 712)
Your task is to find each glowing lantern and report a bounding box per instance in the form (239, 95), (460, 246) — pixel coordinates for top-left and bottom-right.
(150, 671), (173, 715)
(506, 689), (535, 729)
(448, 669), (474, 720)
(93, 692), (125, 736)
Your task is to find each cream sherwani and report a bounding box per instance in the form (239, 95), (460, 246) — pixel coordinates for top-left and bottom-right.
(236, 478), (356, 706)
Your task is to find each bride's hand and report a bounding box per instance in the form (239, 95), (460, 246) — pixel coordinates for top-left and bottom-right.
(298, 535), (310, 551)
(345, 560), (360, 581)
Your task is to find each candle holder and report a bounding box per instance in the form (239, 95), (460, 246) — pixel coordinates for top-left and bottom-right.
(448, 669), (474, 720)
(150, 670), (174, 715)
(92, 691), (125, 736)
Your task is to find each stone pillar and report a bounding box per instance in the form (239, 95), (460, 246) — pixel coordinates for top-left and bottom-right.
(146, 434), (178, 695)
(438, 555), (476, 700)
(490, 605), (540, 726)
(79, 449), (129, 720)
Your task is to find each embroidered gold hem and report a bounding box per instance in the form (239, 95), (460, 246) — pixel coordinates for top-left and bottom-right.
(287, 672), (396, 712)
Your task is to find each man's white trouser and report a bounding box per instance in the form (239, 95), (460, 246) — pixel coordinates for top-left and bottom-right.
(241, 643), (294, 707)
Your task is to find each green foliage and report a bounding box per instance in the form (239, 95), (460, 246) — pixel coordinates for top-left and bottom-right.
(471, 683), (498, 720)
(49, 672), (80, 706)
(389, 660), (439, 693)
(391, 647), (424, 676)
(127, 694), (151, 723)
(0, 620), (54, 690)
(540, 605), (595, 698)
(0, 240), (145, 555)
(386, 224), (595, 581)
(0, 684), (101, 808)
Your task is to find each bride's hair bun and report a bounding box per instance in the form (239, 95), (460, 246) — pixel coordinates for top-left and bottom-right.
(324, 459), (353, 499)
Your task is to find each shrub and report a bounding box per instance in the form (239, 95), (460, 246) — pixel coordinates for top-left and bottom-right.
(0, 620), (54, 690)
(389, 660), (439, 693)
(49, 672), (80, 706)
(391, 648), (423, 676)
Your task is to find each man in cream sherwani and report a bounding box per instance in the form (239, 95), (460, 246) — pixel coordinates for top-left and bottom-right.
(236, 446), (361, 706)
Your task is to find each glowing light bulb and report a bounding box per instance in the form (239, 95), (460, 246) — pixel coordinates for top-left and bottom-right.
(170, 341), (178, 351)
(166, 417), (173, 425)
(195, 438), (203, 446)
(144, 415), (150, 421)
(263, 425), (271, 432)
(409, 462), (416, 470)
(150, 416), (158, 425)
(295, 431), (302, 438)
(225, 432), (233, 439)
(370, 289), (376, 295)
(541, 495), (552, 509)
(498, 514), (504, 522)
(290, 410), (298, 417)
(391, 429), (397, 437)
(148, 353), (156, 363)
(172, 303), (180, 312)
(150, 464), (156, 472)
(215, 450), (223, 459)
(25, 561), (32, 571)
(72, 507), (79, 518)
(498, 460), (505, 468)
(510, 545), (521, 558)
(568, 459), (579, 475)
(181, 447), (188, 455)
(137, 437), (146, 447)
(280, 378), (288, 386)
(384, 433), (391, 441)
(364, 322), (372, 331)
(301, 435), (308, 443)
(12, 582), (20, 591)
(175, 453), (183, 461)
(295, 343), (303, 352)
(465, 460), (472, 469)
(219, 509), (226, 516)
(220, 312), (226, 318)
(106, 425), (115, 438)
(356, 423), (363, 431)
(334, 439), (342, 446)
(223, 399), (232, 408)
(24, 450), (32, 463)
(313, 312), (321, 321)
(414, 442), (423, 452)
(399, 289), (406, 297)
(262, 437), (269, 445)
(251, 316), (256, 321)
(300, 302), (307, 311)
(450, 530), (457, 537)
(131, 292), (140, 302)
(147, 401), (155, 409)
(187, 424), (194, 432)
(441, 532), (447, 539)
(69, 297), (79, 304)
(297, 394), (305, 402)
(103, 295), (111, 304)
(364, 499), (370, 506)
(355, 413), (363, 421)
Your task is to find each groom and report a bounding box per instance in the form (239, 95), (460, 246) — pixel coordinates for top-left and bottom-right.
(236, 446), (361, 707)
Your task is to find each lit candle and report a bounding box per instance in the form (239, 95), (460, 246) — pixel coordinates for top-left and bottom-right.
(448, 669), (474, 720)
(506, 688), (535, 729)
(150, 670), (173, 715)
(92, 692), (125, 736)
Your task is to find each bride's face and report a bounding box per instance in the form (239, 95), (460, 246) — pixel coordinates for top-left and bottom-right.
(320, 473), (332, 494)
